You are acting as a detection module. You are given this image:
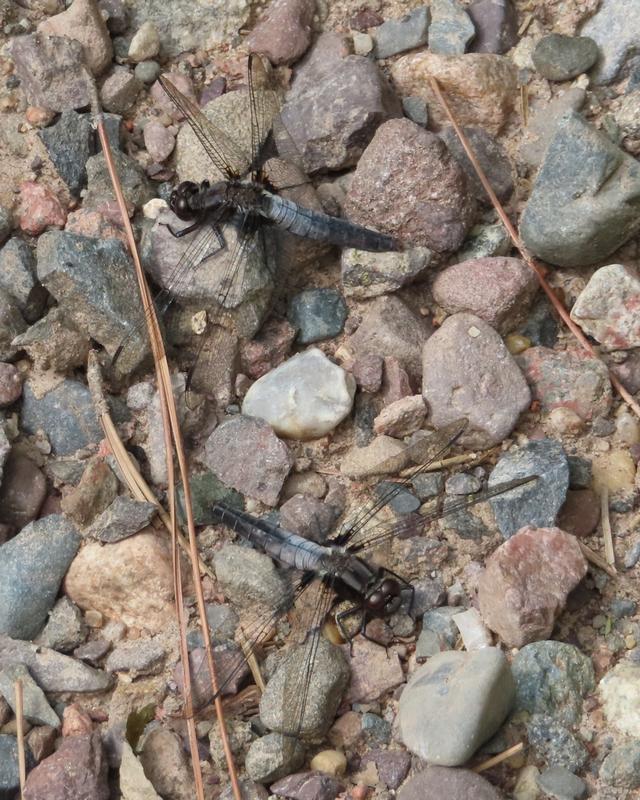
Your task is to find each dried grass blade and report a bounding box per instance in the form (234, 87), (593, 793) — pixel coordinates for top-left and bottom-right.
(473, 742), (524, 772)
(600, 487), (615, 567)
(579, 541), (617, 577)
(15, 679), (26, 798)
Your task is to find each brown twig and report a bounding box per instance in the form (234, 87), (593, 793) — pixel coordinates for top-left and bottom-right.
(14, 679), (26, 798)
(579, 541), (618, 577)
(428, 78), (640, 422)
(473, 742), (524, 772)
(600, 487), (616, 567)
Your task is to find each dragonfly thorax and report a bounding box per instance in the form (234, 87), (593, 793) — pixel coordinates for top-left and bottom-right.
(170, 179), (230, 220)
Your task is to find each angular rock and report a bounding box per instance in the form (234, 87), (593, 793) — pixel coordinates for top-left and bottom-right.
(37, 0), (112, 76)
(213, 543), (289, 611)
(0, 237), (36, 312)
(119, 740), (162, 800)
(340, 435), (409, 479)
(12, 308), (90, 373)
(0, 290), (27, 361)
(0, 363), (22, 407)
(36, 597), (87, 653)
(570, 264), (640, 351)
(0, 452), (47, 529)
(84, 149), (154, 212)
(398, 766), (506, 799)
(341, 247), (432, 299)
(271, 771), (345, 798)
(600, 742), (640, 789)
(240, 318), (296, 380)
(287, 289), (348, 344)
(0, 733), (35, 799)
(0, 515), (80, 640)
(556, 488), (600, 538)
(0, 663), (59, 727)
(344, 639), (404, 704)
(279, 494), (337, 542)
(105, 639), (165, 676)
(247, 0), (315, 65)
(345, 118), (476, 253)
(518, 345), (612, 420)
(392, 51), (517, 135)
(245, 732), (305, 785)
(372, 6), (430, 59)
(477, 526), (588, 647)
(373, 394), (426, 438)
(422, 313), (531, 446)
(526, 714), (588, 772)
(467, 0), (519, 54)
(88, 496), (157, 543)
(128, 20), (160, 62)
(520, 112), (640, 267)
(532, 34), (599, 81)
(36, 230), (149, 374)
(429, 0), (475, 55)
(60, 458), (119, 527)
(536, 767), (587, 800)
(142, 120), (175, 163)
(399, 648), (515, 765)
(100, 66), (143, 115)
(579, 0), (640, 84)
(17, 182), (67, 237)
(203, 415), (293, 505)
(38, 111), (93, 196)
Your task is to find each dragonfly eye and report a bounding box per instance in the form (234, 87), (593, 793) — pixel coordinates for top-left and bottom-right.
(170, 182), (198, 220)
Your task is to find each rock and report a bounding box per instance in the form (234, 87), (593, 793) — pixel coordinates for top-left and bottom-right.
(245, 732), (306, 784)
(488, 438), (569, 538)
(37, 0), (112, 76)
(143, 121), (175, 163)
(0, 733), (35, 798)
(399, 648), (514, 765)
(280, 55), (402, 173)
(100, 66), (143, 115)
(591, 449), (637, 495)
(440, 126), (514, 206)
(260, 637), (349, 739)
(0, 636), (110, 693)
(8, 33), (92, 111)
(138, 728), (195, 800)
(287, 289), (348, 344)
(429, 0), (475, 55)
(373, 395), (426, 437)
(177, 471), (244, 527)
(119, 740), (162, 800)
(73, 638), (111, 666)
(128, 20), (160, 62)
(402, 95), (429, 126)
(23, 730), (109, 800)
(38, 111), (93, 196)
(36, 597), (86, 653)
(85, 149), (154, 211)
(579, 0), (640, 84)
(105, 639), (165, 676)
(358, 749), (410, 790)
(477, 526), (588, 647)
(60, 458), (119, 527)
(309, 750), (347, 777)
(518, 346), (612, 421)
(372, 6), (430, 59)
(557, 489), (600, 538)
(213, 543), (289, 611)
(64, 531), (178, 634)
(0, 515), (80, 640)
(537, 766), (587, 800)
(0, 663), (59, 727)
(381, 356), (413, 404)
(347, 295), (430, 381)
(398, 766), (505, 800)
(467, 0), (519, 54)
(422, 313), (531, 447)
(532, 34), (599, 81)
(570, 264), (640, 351)
(598, 661), (640, 737)
(344, 119), (476, 253)
(242, 348), (355, 440)
(203, 415), (293, 505)
(26, 726), (57, 763)
(345, 639), (404, 704)
(247, 0), (314, 65)
(391, 51), (517, 135)
(0, 290), (26, 361)
(518, 88), (586, 170)
(351, 354), (383, 394)
(341, 247), (432, 299)
(340, 435), (409, 479)
(270, 771), (345, 798)
(520, 112), (640, 267)
(0, 452), (47, 529)
(600, 741), (640, 789)
(88, 497), (157, 543)
(240, 319), (296, 381)
(512, 641), (595, 726)
(13, 308), (91, 373)
(0, 237), (36, 313)
(17, 182), (66, 236)
(526, 715), (588, 772)
(36, 230), (149, 374)
(134, 61), (162, 85)
(279, 494), (337, 542)
(433, 258), (537, 335)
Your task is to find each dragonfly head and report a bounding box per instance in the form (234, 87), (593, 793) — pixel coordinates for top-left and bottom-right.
(366, 577), (402, 616)
(170, 181), (200, 220)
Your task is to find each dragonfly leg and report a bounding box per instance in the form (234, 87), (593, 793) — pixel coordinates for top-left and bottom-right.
(168, 219), (203, 238)
(335, 603), (364, 654)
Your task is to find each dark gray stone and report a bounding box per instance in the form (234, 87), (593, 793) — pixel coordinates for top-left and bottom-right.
(0, 515), (80, 640)
(0, 734), (35, 797)
(288, 288), (347, 344)
(362, 712), (391, 743)
(84, 149), (154, 211)
(411, 576), (447, 617)
(38, 111), (92, 196)
(402, 95), (428, 126)
(36, 596), (87, 653)
(105, 639), (166, 674)
(98, 0), (127, 33)
(0, 289), (26, 361)
(537, 766), (587, 799)
(99, 66), (142, 115)
(445, 473), (482, 495)
(205, 604), (239, 643)
(429, 0), (475, 55)
(610, 598), (637, 618)
(88, 496), (157, 543)
(467, 0), (519, 54)
(488, 438), (569, 539)
(372, 6), (430, 59)
(0, 663), (59, 726)
(600, 741), (640, 789)
(532, 34), (599, 81)
(441, 126), (514, 205)
(375, 481), (421, 514)
(177, 471), (244, 526)
(567, 455), (592, 489)
(0, 237), (36, 312)
(21, 380), (102, 456)
(36, 230), (149, 373)
(411, 471), (445, 500)
(519, 299), (559, 348)
(526, 715), (588, 772)
(520, 111), (640, 267)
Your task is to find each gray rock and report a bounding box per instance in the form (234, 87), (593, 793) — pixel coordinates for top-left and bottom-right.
(0, 515), (80, 640)
(580, 0), (640, 84)
(288, 288), (347, 343)
(600, 741), (640, 789)
(177, 470), (244, 526)
(411, 471), (445, 500)
(12, 308), (91, 373)
(537, 766), (587, 799)
(21, 380), (102, 456)
(100, 66), (143, 115)
(0, 237), (36, 312)
(213, 543), (289, 611)
(488, 438), (569, 539)
(511, 641), (595, 726)
(518, 88), (586, 170)
(399, 648), (515, 765)
(36, 597), (87, 653)
(360, 750), (411, 790)
(0, 663), (59, 727)
(105, 639), (166, 675)
(520, 111), (640, 267)
(372, 6), (430, 59)
(467, 0), (519, 54)
(440, 126), (514, 205)
(402, 95), (428, 126)
(245, 732), (305, 784)
(134, 60), (161, 84)
(36, 230), (149, 374)
(0, 423), (9, 488)
(341, 247), (433, 299)
(85, 149), (154, 212)
(98, 0), (127, 34)
(0, 636), (112, 692)
(73, 638), (111, 666)
(374, 480), (421, 515)
(518, 299), (559, 348)
(0, 289), (26, 361)
(0, 207), (11, 246)
(446, 473), (482, 495)
(526, 715), (588, 771)
(0, 733), (35, 798)
(279, 494), (338, 543)
(567, 456), (592, 489)
(38, 111), (93, 196)
(205, 604), (239, 643)
(532, 34), (599, 81)
(89, 496), (157, 543)
(417, 607), (461, 656)
(453, 223), (511, 263)
(429, 0), (475, 54)
(362, 712), (391, 743)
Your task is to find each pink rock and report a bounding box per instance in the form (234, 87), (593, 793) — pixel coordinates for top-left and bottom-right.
(240, 318), (297, 379)
(328, 710), (363, 749)
(518, 345), (613, 421)
(352, 353), (383, 393)
(65, 206), (127, 245)
(343, 639), (404, 704)
(62, 703), (94, 737)
(0, 453), (47, 529)
(247, 0), (315, 66)
(477, 525), (588, 647)
(345, 118), (476, 253)
(374, 394), (426, 437)
(37, 0), (113, 76)
(18, 182), (66, 236)
(432, 257), (538, 334)
(151, 73), (197, 120)
(0, 362), (22, 406)
(381, 357), (413, 404)
(143, 120), (175, 163)
(25, 106), (56, 127)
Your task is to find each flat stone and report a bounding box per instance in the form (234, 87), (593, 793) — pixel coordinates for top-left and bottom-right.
(422, 313), (531, 447)
(105, 639), (166, 676)
(37, 0), (112, 76)
(467, 0), (519, 54)
(12, 308), (90, 373)
(340, 435), (409, 479)
(245, 732), (305, 785)
(0, 237), (36, 312)
(520, 111), (640, 267)
(372, 6), (430, 59)
(532, 34), (599, 81)
(0, 515), (80, 640)
(341, 247), (433, 299)
(526, 715), (588, 772)
(128, 20), (160, 62)
(60, 458), (119, 527)
(598, 661), (640, 737)
(279, 494), (337, 543)
(398, 766), (505, 800)
(17, 182), (67, 237)
(177, 471), (244, 527)
(138, 728), (195, 800)
(579, 0), (640, 84)
(537, 766), (587, 800)
(246, 0), (315, 65)
(429, 0), (475, 55)
(143, 120), (175, 163)
(88, 496), (157, 543)
(100, 66), (143, 115)
(213, 543), (289, 612)
(359, 749), (410, 790)
(399, 648), (515, 765)
(84, 148), (154, 212)
(478, 526), (588, 647)
(373, 395), (426, 438)
(119, 740), (162, 800)
(288, 289), (347, 344)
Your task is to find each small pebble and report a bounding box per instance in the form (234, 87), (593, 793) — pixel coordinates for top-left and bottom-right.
(134, 60), (161, 84)
(532, 34), (600, 81)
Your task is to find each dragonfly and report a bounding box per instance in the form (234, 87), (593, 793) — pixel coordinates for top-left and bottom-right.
(116, 55), (398, 392)
(191, 419), (537, 781)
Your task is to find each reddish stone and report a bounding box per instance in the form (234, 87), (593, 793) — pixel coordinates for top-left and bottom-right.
(381, 356), (413, 404)
(173, 645), (249, 707)
(352, 353), (383, 393)
(0, 453), (47, 529)
(270, 772), (345, 797)
(18, 182), (66, 236)
(240, 318), (297, 379)
(247, 0), (315, 66)
(151, 73), (197, 120)
(26, 725), (57, 762)
(478, 526), (588, 647)
(398, 766), (505, 800)
(343, 639), (404, 704)
(25, 107), (56, 127)
(557, 489), (601, 538)
(65, 206), (127, 245)
(0, 362), (22, 406)
(61, 703), (93, 737)
(350, 8), (384, 31)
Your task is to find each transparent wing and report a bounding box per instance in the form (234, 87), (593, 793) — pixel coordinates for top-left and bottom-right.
(247, 54), (282, 176)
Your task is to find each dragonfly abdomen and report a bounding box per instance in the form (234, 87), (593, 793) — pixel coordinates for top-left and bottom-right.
(260, 191), (399, 252)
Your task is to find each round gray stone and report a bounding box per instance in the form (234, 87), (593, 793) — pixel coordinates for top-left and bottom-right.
(532, 34), (599, 81)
